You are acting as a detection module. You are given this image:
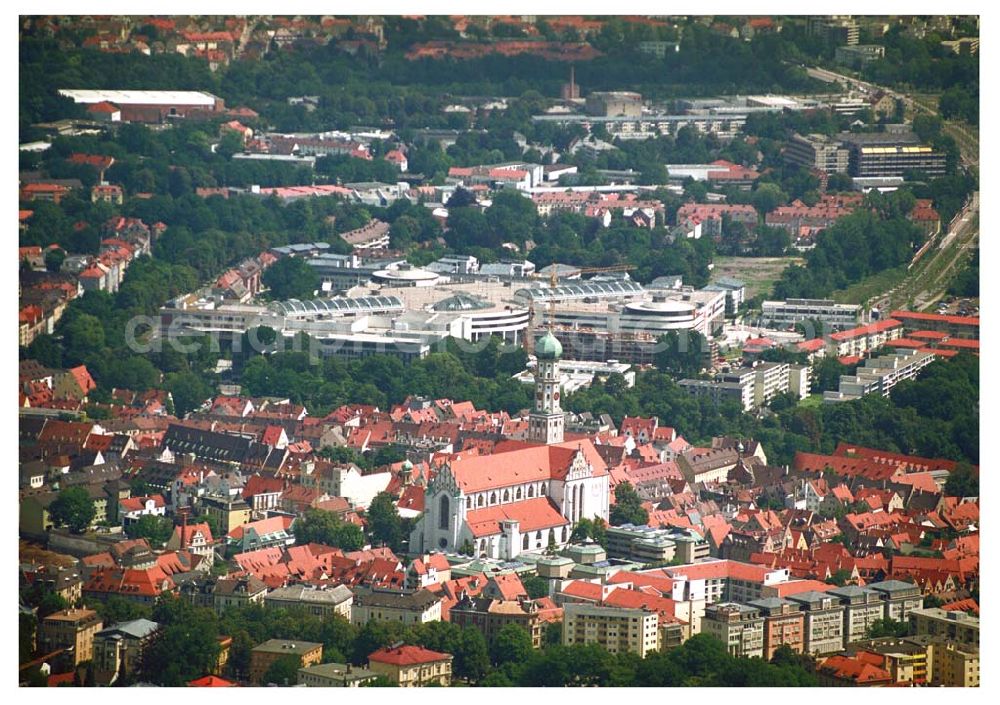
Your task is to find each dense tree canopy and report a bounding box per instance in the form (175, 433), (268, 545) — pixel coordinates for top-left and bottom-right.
(48, 487), (96, 533)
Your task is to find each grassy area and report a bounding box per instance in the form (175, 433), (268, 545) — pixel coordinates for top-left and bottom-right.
(798, 394), (824, 410)
(711, 256), (803, 300)
(831, 266), (908, 307)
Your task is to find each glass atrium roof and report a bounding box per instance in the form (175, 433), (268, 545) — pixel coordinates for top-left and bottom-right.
(270, 295), (403, 316)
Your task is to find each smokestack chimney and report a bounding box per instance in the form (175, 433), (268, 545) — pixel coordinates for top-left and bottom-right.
(178, 506), (190, 550)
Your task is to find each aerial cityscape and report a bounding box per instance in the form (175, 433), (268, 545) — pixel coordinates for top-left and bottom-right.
(17, 14), (980, 688)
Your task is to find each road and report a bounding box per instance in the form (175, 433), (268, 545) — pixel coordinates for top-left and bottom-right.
(806, 65), (979, 313)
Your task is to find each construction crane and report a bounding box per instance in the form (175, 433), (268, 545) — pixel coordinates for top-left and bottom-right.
(523, 264), (635, 356)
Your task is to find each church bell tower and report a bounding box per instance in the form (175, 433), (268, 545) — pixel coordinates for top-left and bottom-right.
(529, 331), (564, 445)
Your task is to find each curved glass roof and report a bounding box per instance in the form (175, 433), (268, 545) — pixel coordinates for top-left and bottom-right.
(514, 279), (645, 303)
(270, 295), (403, 317)
(431, 294), (492, 312)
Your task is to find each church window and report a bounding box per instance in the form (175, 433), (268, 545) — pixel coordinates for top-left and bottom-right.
(527, 485), (535, 498)
(503, 490), (510, 502)
(522, 534), (529, 550)
(477, 495), (484, 508)
(515, 487), (522, 500)
(438, 495), (450, 530)
(490, 492), (497, 504)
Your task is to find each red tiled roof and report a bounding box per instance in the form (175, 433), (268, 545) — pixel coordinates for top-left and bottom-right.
(890, 310), (979, 327)
(368, 644), (452, 666)
(465, 497), (569, 538)
(228, 515), (293, 541)
(819, 654), (891, 684)
(188, 675), (237, 687)
(447, 440), (607, 493)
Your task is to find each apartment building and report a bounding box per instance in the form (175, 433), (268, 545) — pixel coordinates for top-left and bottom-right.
(908, 608), (978, 647)
(828, 586), (887, 645)
(38, 608), (103, 666)
(367, 645), (453, 687)
(679, 377), (754, 412)
(680, 360), (800, 412)
(213, 575), (268, 615)
(928, 639), (979, 687)
(264, 584), (354, 620)
(702, 602), (765, 658)
(562, 603), (660, 657)
(350, 587), (442, 626)
(250, 640), (323, 685)
(92, 618), (162, 686)
(835, 44), (886, 69)
(824, 350), (936, 403)
(748, 597), (806, 658)
(828, 319), (904, 357)
(450, 595), (561, 648)
(297, 662), (378, 687)
(850, 637), (930, 685)
(753, 362), (791, 407)
(661, 560), (792, 633)
(786, 591), (845, 655)
(890, 310), (980, 340)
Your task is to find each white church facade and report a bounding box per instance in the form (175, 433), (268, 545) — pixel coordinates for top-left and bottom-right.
(409, 332), (611, 560)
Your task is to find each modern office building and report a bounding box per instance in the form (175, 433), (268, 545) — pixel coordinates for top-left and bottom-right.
(761, 299), (862, 330)
(841, 132), (947, 179)
(785, 133), (851, 174)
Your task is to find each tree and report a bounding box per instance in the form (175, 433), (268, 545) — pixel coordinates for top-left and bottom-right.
(164, 371), (212, 417)
(366, 491), (403, 551)
(828, 569), (853, 587)
(521, 574), (550, 600)
(609, 482), (649, 526)
(865, 618), (910, 639)
(944, 462), (978, 498)
(44, 247), (66, 273)
(125, 514), (175, 548)
(751, 182), (789, 215)
(455, 626), (490, 683)
(293, 508), (364, 550)
(653, 330), (708, 378)
(49, 487), (96, 533)
(571, 517), (608, 548)
(490, 623), (534, 667)
(141, 611), (221, 685)
(62, 313), (106, 366)
(262, 654), (302, 686)
(262, 256), (320, 301)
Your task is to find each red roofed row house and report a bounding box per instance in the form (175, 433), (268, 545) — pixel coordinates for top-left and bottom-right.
(675, 203), (758, 240)
(765, 193), (864, 242)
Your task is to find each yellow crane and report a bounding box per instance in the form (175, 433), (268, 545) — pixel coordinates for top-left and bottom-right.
(523, 264), (635, 355)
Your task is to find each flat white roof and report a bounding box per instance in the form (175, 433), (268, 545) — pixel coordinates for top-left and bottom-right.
(58, 89), (219, 106)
